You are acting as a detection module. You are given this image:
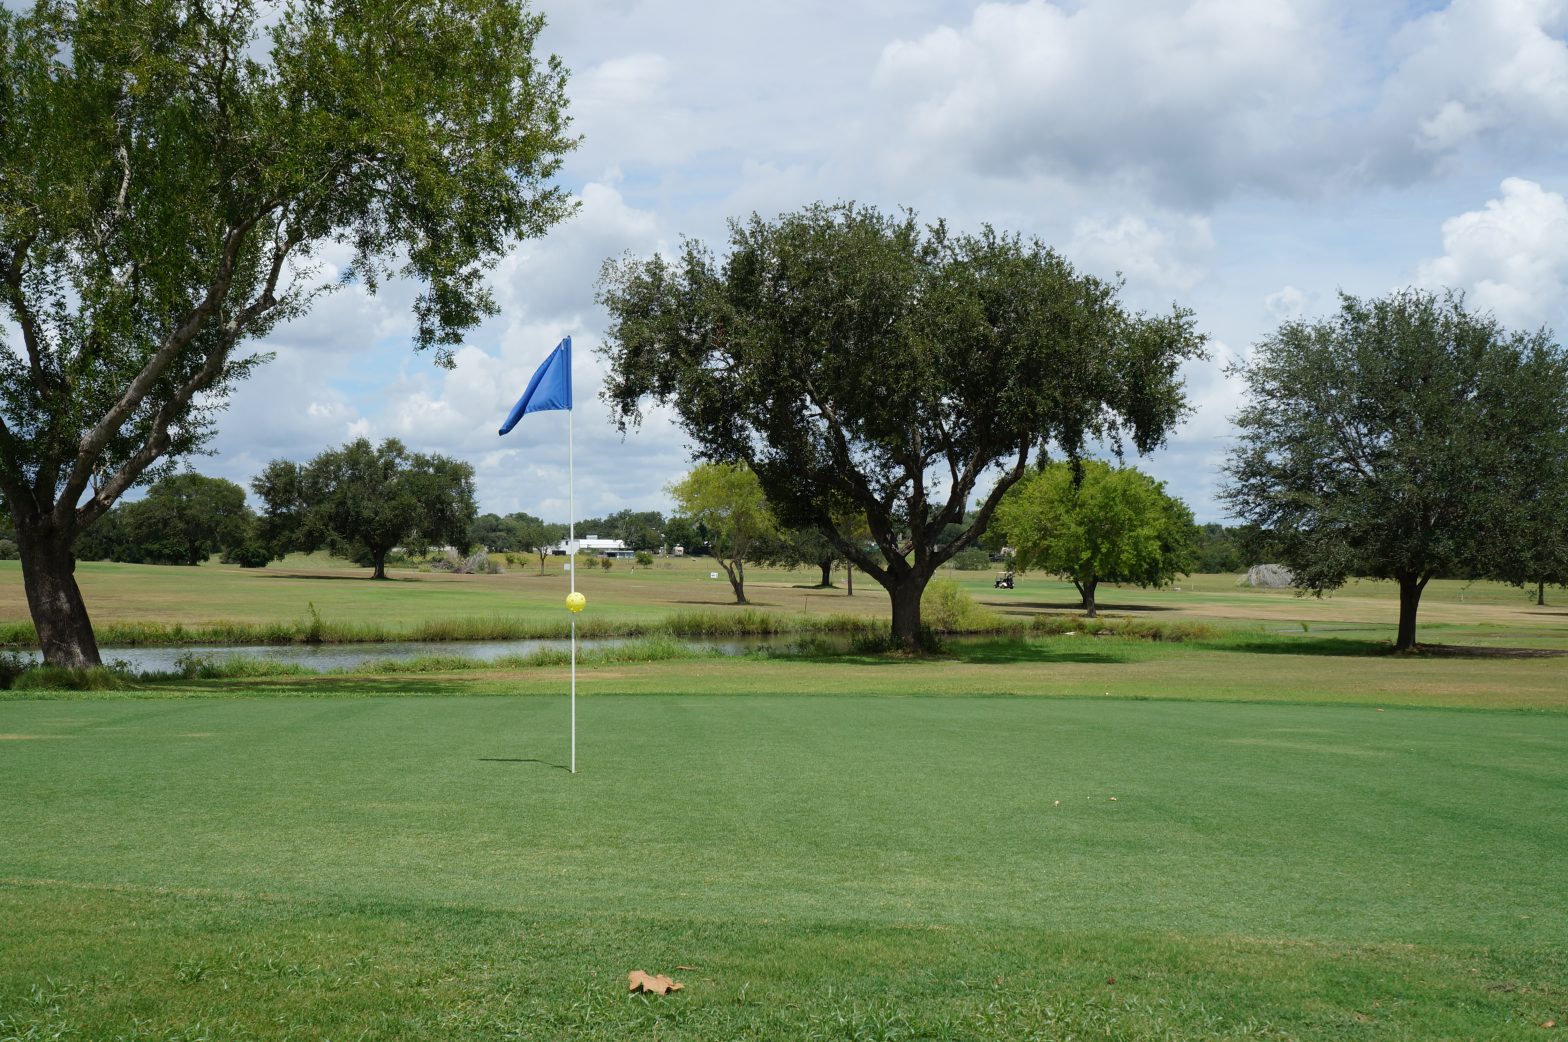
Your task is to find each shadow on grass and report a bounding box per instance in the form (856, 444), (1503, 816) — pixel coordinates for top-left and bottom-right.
(1196, 636), (1391, 657)
(995, 600), (1179, 613)
(257, 573), (419, 583)
(479, 757), (570, 771)
(945, 640), (1135, 665)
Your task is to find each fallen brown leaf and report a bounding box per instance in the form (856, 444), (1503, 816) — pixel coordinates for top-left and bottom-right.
(675, 965), (698, 971)
(628, 970), (685, 995)
(1542, 1020), (1556, 1029)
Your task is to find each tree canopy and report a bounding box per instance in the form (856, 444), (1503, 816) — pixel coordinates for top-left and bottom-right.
(666, 462), (777, 604)
(254, 438), (476, 580)
(994, 460), (1196, 616)
(0, 0), (575, 665)
(600, 203), (1205, 645)
(120, 472), (252, 566)
(1222, 289), (1568, 650)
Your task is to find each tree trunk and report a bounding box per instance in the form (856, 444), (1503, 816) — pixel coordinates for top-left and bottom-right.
(722, 558), (747, 604)
(887, 571), (932, 650)
(1074, 579), (1099, 618)
(371, 549), (388, 580)
(1395, 574), (1427, 651)
(847, 566), (853, 597)
(18, 524), (102, 668)
(818, 560), (833, 588)
(1538, 580), (1546, 607)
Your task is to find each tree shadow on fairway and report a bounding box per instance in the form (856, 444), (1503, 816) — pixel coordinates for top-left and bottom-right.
(995, 600), (1179, 613)
(257, 573), (419, 582)
(944, 639), (1135, 665)
(479, 757), (571, 771)
(1201, 636), (1391, 657)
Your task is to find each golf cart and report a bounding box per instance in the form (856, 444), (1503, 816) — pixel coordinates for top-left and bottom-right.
(993, 571), (1015, 590)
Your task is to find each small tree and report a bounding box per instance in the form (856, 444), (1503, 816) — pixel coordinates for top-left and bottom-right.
(1223, 289), (1568, 650)
(255, 438), (476, 580)
(747, 523), (844, 588)
(601, 203), (1203, 647)
(667, 462), (777, 604)
(502, 514), (565, 574)
(995, 460), (1195, 617)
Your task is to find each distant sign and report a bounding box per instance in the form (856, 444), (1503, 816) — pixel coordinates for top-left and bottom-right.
(710, 571), (719, 580)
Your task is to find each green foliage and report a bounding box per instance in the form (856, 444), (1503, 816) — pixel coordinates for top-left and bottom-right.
(948, 546), (991, 570)
(919, 579), (1007, 632)
(634, 549), (654, 567)
(8, 663), (131, 691)
(0, 538), (15, 561)
(224, 543), (273, 569)
(600, 202), (1205, 643)
(667, 462), (777, 603)
(0, 0), (575, 665)
(1191, 523), (1248, 573)
(122, 472), (255, 565)
(995, 460), (1196, 613)
(254, 438), (476, 579)
(1223, 289), (1568, 648)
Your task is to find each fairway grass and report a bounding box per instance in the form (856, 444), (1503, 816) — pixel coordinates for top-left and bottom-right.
(3, 557), (1566, 653)
(3, 688), (1567, 1039)
(4, 559), (1567, 1038)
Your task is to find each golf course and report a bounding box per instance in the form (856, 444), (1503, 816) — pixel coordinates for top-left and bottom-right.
(2, 557), (1566, 1040)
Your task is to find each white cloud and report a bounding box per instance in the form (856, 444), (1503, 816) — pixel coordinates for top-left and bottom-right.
(873, 0), (1353, 204)
(1417, 177), (1568, 332)
(1264, 285), (1308, 322)
(873, 0), (1568, 203)
(1380, 0), (1568, 161)
(1067, 213), (1214, 290)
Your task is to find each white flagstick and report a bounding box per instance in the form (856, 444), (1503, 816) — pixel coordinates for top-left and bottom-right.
(568, 402), (576, 775)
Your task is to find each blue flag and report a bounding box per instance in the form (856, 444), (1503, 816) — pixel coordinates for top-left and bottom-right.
(498, 336), (572, 435)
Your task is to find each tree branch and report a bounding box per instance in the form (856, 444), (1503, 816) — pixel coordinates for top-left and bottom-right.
(1, 232), (47, 388)
(62, 209), (288, 515)
(801, 380), (907, 572)
(929, 436), (1031, 569)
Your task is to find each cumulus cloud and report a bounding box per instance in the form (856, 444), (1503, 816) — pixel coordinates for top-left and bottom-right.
(1067, 213), (1214, 290)
(1417, 177), (1568, 333)
(1378, 0), (1568, 163)
(873, 0), (1354, 204)
(1264, 285), (1309, 322)
(872, 0), (1568, 204)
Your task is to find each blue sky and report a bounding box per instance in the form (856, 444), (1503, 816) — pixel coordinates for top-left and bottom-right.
(199, 0), (1568, 524)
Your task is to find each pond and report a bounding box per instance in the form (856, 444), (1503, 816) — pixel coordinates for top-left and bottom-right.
(64, 634), (806, 675)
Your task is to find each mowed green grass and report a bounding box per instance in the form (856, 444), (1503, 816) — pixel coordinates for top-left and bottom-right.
(4, 684), (1567, 1040)
(2, 557), (1565, 651)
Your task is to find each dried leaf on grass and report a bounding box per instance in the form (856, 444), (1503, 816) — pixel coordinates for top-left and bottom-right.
(628, 970), (685, 995)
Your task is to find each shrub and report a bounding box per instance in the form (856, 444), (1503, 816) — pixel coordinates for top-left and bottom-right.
(0, 538), (18, 561)
(950, 546), (991, 570)
(225, 543), (272, 568)
(0, 652), (28, 688)
(634, 549), (654, 567)
(921, 580), (1006, 633)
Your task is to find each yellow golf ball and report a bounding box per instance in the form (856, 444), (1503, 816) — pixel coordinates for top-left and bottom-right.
(566, 592), (586, 613)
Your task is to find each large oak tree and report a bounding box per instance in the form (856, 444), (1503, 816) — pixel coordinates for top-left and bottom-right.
(253, 437), (475, 580)
(1222, 289), (1568, 650)
(599, 204), (1205, 646)
(0, 0), (574, 665)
